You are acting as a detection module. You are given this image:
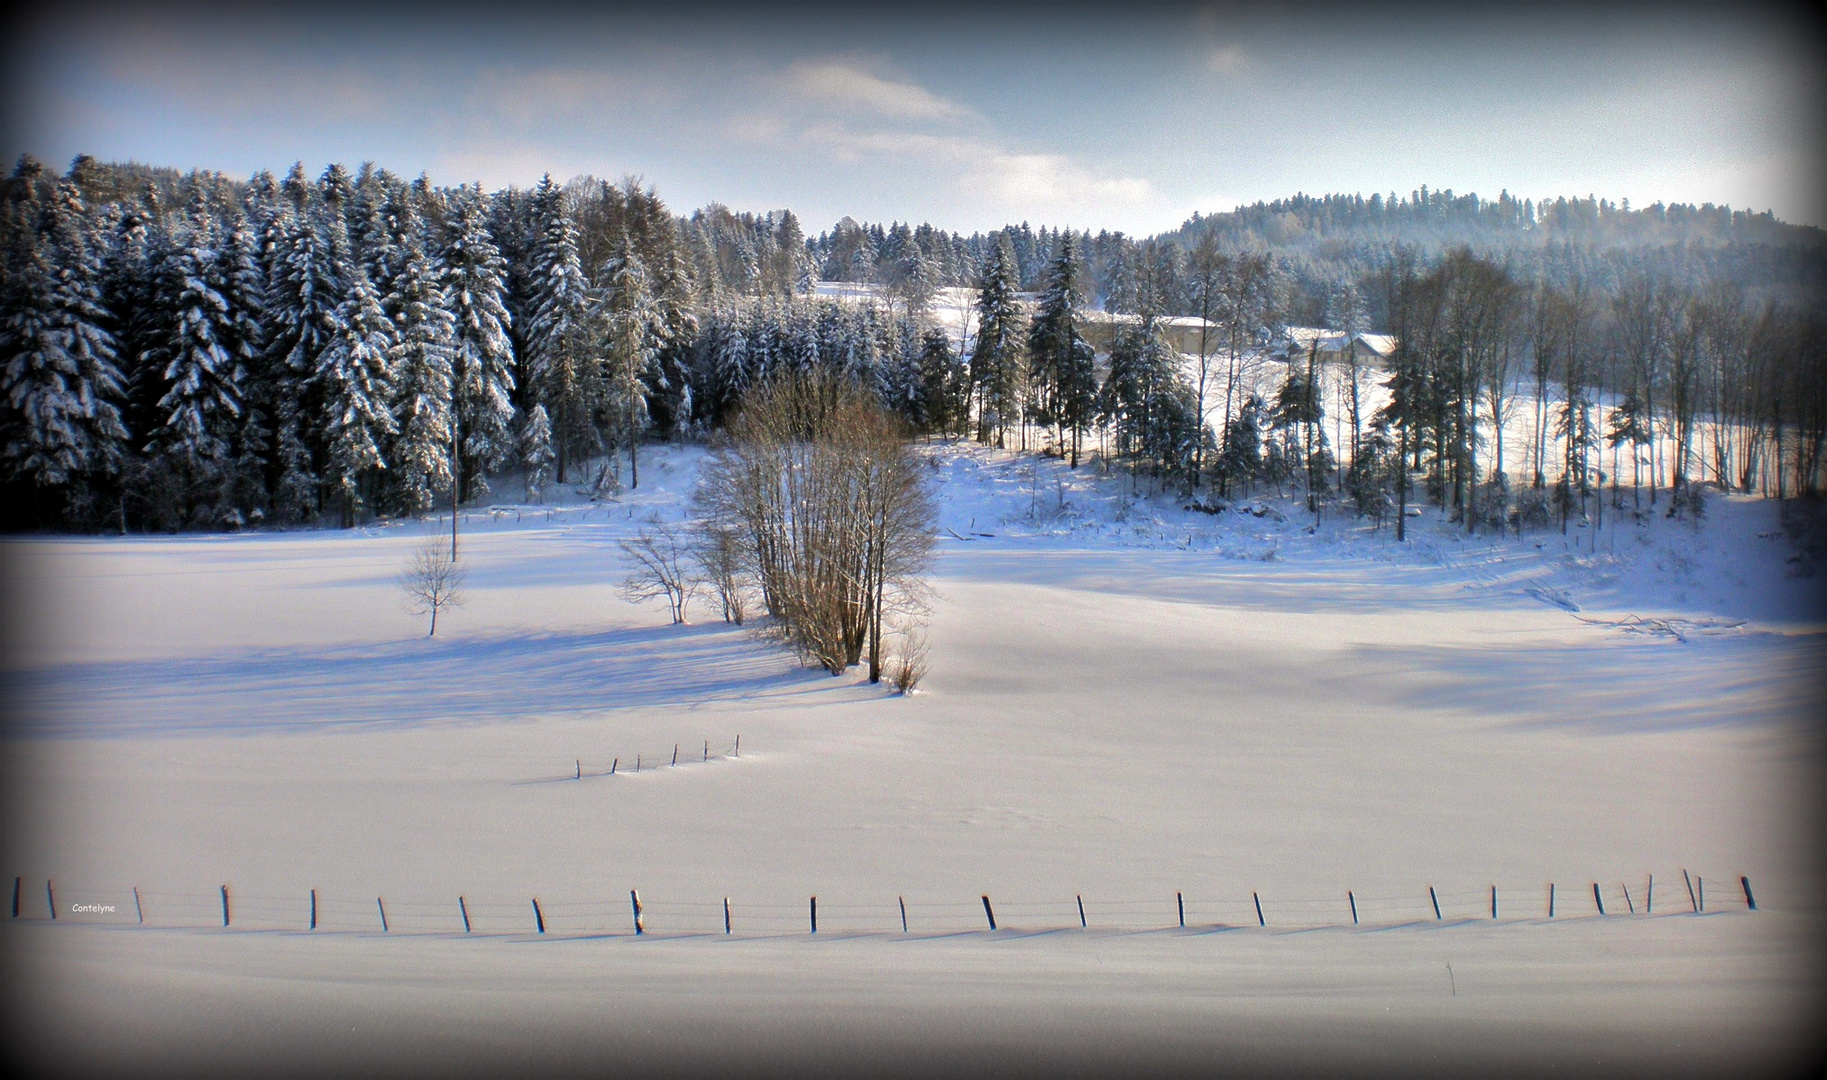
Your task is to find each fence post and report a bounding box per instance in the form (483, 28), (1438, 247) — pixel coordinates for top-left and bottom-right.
(1622, 883), (1634, 914)
(575, 760), (580, 780)
(704, 741), (709, 763)
(1349, 891), (1358, 925)
(1429, 886), (1441, 920)
(1698, 877), (1704, 912)
(220, 885), (229, 927)
(900, 895), (909, 933)
(735, 734), (740, 757)
(1077, 894), (1086, 928)
(611, 758), (617, 775)
(810, 896), (817, 934)
(1683, 869), (1697, 912)
(1592, 882), (1605, 915)
(672, 744), (678, 767)
(724, 897), (731, 934)
(1646, 874), (1654, 915)
(1253, 892), (1264, 927)
(1548, 883), (1555, 918)
(1741, 876), (1756, 911)
(982, 895), (996, 931)
(134, 887), (144, 925)
(310, 889), (317, 930)
(48, 880), (56, 921)
(377, 897), (388, 932)
(631, 890), (643, 935)
(460, 896), (471, 933)
(532, 898), (545, 934)
(12, 876), (19, 918)
(1177, 892), (1184, 928)
(1491, 885), (1497, 919)
(636, 755), (640, 773)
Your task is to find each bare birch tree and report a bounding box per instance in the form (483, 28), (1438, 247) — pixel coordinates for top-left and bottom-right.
(399, 536), (466, 637)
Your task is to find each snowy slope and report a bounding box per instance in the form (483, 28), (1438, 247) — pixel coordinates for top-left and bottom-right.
(2, 441), (1820, 1075)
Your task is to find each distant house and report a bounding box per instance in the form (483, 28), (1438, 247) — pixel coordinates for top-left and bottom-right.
(1074, 311), (1217, 357)
(1275, 327), (1396, 368)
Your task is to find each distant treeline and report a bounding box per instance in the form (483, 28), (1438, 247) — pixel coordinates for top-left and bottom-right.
(1, 154), (1822, 533)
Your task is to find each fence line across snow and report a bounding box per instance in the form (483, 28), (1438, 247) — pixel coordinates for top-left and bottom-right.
(9, 871), (1759, 937)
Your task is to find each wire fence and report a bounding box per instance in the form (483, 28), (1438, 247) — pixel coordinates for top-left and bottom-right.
(13, 870), (1757, 938)
(559, 736), (742, 782)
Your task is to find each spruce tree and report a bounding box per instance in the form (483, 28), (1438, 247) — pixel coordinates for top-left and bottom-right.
(969, 241), (1025, 446)
(521, 403), (554, 503)
(602, 239), (658, 488)
(1027, 235), (1097, 466)
(385, 235), (455, 515)
(525, 175), (600, 478)
(0, 179), (129, 515)
(316, 269), (396, 525)
(441, 193), (516, 499)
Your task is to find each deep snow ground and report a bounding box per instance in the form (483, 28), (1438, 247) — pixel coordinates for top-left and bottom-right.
(2, 442), (1822, 1076)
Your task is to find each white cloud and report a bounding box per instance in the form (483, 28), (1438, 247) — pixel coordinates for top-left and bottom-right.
(781, 58), (976, 122)
(1205, 44), (1250, 75)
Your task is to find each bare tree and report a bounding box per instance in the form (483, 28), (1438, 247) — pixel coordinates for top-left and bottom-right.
(399, 536), (466, 637)
(619, 519), (696, 624)
(692, 522), (749, 625)
(696, 370), (937, 678)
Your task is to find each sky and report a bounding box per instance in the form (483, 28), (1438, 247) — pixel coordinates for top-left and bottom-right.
(4, 2), (1822, 236)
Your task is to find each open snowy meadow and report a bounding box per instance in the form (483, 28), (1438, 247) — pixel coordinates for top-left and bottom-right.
(3, 443), (1822, 1077)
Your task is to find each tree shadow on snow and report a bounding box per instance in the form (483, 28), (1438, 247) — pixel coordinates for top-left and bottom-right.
(4, 622), (824, 739)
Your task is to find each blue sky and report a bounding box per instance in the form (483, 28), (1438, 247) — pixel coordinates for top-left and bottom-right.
(6, 3), (1820, 234)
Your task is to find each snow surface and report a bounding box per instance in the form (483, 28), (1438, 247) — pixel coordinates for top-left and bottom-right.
(2, 442), (1821, 1075)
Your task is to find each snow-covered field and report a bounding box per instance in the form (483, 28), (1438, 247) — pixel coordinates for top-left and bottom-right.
(3, 443), (1822, 1077)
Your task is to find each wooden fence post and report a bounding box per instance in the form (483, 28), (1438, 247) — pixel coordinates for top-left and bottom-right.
(1592, 882), (1605, 915)
(1698, 877), (1705, 912)
(611, 758), (617, 775)
(1429, 886), (1441, 920)
(377, 897), (388, 932)
(631, 890), (643, 935)
(134, 887), (144, 925)
(12, 876), (19, 918)
(1646, 874), (1654, 915)
(575, 760), (580, 780)
(672, 744), (678, 767)
(1253, 892), (1264, 927)
(724, 897), (731, 934)
(982, 895), (996, 931)
(1490, 885), (1497, 919)
(1683, 869), (1696, 912)
(810, 896), (817, 934)
(704, 741), (709, 763)
(900, 895), (908, 933)
(1548, 883), (1555, 918)
(48, 880), (57, 921)
(735, 734), (740, 757)
(1741, 876), (1756, 911)
(1622, 883), (1634, 914)
(1077, 894), (1086, 928)
(532, 898), (545, 934)
(310, 889), (317, 930)
(460, 896), (471, 933)
(1349, 891), (1358, 925)
(220, 885), (229, 927)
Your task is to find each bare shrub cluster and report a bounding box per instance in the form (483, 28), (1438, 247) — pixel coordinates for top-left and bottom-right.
(695, 371), (936, 680)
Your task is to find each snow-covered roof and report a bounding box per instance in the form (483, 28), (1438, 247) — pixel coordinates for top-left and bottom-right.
(1278, 327), (1396, 359)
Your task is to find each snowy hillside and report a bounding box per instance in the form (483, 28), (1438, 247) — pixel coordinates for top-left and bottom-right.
(3, 442), (1820, 1075)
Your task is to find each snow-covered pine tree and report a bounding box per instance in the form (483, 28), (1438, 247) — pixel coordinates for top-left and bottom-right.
(1027, 234), (1097, 466)
(601, 238), (658, 488)
(316, 268), (396, 526)
(384, 234), (455, 515)
(0, 177), (129, 521)
(521, 402), (554, 503)
(969, 240), (1026, 446)
(525, 175), (600, 481)
(217, 211), (268, 520)
(441, 193), (516, 500)
(143, 202), (249, 527)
